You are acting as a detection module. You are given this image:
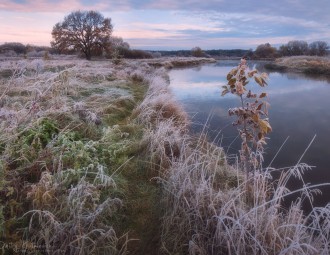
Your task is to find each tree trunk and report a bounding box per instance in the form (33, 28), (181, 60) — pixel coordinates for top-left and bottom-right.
(84, 47), (92, 60)
(85, 52), (91, 60)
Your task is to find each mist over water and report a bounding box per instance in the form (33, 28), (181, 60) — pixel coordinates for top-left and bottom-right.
(169, 61), (330, 209)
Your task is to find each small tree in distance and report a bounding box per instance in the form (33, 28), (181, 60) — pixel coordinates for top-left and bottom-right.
(51, 10), (113, 60)
(309, 41), (329, 56)
(191, 46), (205, 57)
(254, 43), (277, 59)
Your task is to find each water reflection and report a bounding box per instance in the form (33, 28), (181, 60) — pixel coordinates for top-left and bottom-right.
(169, 61), (330, 209)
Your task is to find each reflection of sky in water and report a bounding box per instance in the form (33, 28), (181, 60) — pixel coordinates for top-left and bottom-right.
(169, 63), (328, 101)
(169, 61), (330, 209)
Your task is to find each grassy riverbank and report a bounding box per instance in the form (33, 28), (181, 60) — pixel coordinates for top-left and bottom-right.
(1, 56), (330, 254)
(0, 57), (162, 254)
(142, 57), (217, 69)
(0, 56), (206, 254)
(265, 56), (330, 75)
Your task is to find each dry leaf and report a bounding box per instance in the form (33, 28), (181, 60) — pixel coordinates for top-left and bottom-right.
(259, 119), (272, 134)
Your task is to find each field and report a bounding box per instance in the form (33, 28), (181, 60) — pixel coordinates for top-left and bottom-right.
(1, 56), (330, 254)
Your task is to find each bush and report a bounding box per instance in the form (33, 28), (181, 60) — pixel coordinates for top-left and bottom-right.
(117, 47), (153, 59)
(0, 42), (26, 55)
(254, 43), (277, 59)
(191, 46), (206, 57)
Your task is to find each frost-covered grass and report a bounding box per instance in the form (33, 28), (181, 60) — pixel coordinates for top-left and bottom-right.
(0, 57), (164, 254)
(141, 57), (216, 69)
(160, 146), (330, 254)
(136, 59), (330, 255)
(1, 56), (330, 255)
(265, 56), (330, 75)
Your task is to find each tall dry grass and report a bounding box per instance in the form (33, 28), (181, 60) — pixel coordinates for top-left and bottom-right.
(133, 60), (330, 255)
(134, 74), (189, 172)
(269, 56), (330, 75)
(25, 167), (127, 255)
(161, 146), (330, 254)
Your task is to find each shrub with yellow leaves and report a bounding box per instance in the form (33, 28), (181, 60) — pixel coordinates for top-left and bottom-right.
(222, 58), (271, 175)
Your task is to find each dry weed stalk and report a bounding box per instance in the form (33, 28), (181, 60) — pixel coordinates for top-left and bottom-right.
(222, 58), (271, 174)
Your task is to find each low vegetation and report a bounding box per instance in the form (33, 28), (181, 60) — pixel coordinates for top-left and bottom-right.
(265, 56), (330, 75)
(0, 57), (168, 254)
(1, 56), (330, 255)
(144, 57), (216, 69)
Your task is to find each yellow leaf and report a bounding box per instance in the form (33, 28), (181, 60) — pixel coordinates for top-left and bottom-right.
(254, 76), (261, 86)
(228, 78), (236, 86)
(227, 68), (238, 80)
(259, 92), (267, 98)
(248, 70), (258, 77)
(255, 76), (267, 87)
(259, 119), (272, 134)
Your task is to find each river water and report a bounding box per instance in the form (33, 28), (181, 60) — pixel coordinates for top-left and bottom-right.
(168, 60), (330, 209)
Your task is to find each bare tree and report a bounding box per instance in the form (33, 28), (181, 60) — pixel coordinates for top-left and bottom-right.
(278, 44), (289, 56)
(309, 41), (329, 56)
(51, 10), (113, 60)
(286, 40), (308, 56)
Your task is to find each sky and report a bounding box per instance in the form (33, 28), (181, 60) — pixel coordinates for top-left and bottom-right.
(0, 0), (329, 50)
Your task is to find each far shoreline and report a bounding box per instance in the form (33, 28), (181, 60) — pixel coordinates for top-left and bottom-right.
(264, 56), (330, 75)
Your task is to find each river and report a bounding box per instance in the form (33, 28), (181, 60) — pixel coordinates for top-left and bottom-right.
(169, 60), (330, 209)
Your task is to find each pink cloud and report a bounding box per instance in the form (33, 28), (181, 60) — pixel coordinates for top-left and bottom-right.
(0, 0), (108, 12)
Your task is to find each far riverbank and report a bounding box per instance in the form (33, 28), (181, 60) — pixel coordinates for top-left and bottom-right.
(264, 56), (330, 75)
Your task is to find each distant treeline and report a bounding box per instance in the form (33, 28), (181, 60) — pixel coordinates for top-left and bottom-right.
(0, 42), (55, 57)
(151, 48), (250, 58)
(153, 41), (329, 59)
(252, 40), (329, 59)
(0, 41), (153, 59)
(1, 40), (329, 59)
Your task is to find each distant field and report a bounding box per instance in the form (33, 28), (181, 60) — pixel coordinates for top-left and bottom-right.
(265, 55), (330, 75)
